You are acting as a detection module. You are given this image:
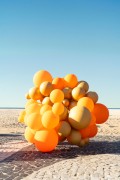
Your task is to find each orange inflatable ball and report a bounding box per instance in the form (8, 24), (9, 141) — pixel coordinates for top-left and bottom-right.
(27, 112), (43, 130)
(42, 97), (53, 106)
(50, 89), (64, 103)
(67, 129), (81, 145)
(88, 124), (98, 138)
(86, 91), (98, 103)
(33, 70), (53, 87)
(42, 110), (59, 129)
(79, 126), (90, 139)
(77, 81), (89, 92)
(77, 97), (94, 112)
(58, 134), (66, 142)
(89, 113), (96, 126)
(40, 81), (53, 96)
(56, 121), (71, 137)
(26, 103), (42, 115)
(25, 99), (37, 109)
(68, 106), (91, 130)
(62, 99), (70, 107)
(72, 87), (86, 101)
(52, 77), (65, 90)
(69, 100), (77, 110)
(64, 74), (78, 88)
(34, 129), (58, 152)
(18, 110), (26, 123)
(59, 106), (68, 121)
(40, 104), (52, 115)
(92, 103), (109, 124)
(84, 138), (89, 144)
(24, 127), (35, 143)
(62, 87), (72, 99)
(29, 87), (43, 101)
(25, 92), (31, 100)
(52, 102), (64, 115)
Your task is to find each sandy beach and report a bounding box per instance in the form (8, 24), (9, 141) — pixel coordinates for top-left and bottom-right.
(0, 109), (120, 180)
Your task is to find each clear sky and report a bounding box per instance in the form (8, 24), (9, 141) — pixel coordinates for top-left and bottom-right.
(0, 0), (120, 108)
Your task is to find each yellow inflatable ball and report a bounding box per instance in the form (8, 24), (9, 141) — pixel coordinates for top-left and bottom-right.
(64, 74), (78, 88)
(62, 99), (70, 107)
(77, 97), (94, 112)
(67, 129), (81, 145)
(25, 99), (37, 109)
(69, 100), (77, 110)
(42, 97), (53, 106)
(18, 110), (26, 123)
(52, 77), (65, 90)
(25, 92), (31, 100)
(34, 129), (58, 152)
(68, 106), (91, 130)
(86, 91), (98, 103)
(26, 103), (42, 115)
(56, 121), (71, 137)
(41, 110), (59, 129)
(40, 81), (53, 96)
(24, 127), (36, 143)
(33, 70), (53, 87)
(62, 87), (72, 99)
(79, 139), (87, 147)
(52, 102), (64, 115)
(27, 112), (43, 130)
(50, 89), (64, 103)
(59, 106), (68, 121)
(24, 114), (28, 126)
(40, 104), (52, 115)
(29, 87), (43, 101)
(72, 87), (86, 101)
(77, 81), (89, 92)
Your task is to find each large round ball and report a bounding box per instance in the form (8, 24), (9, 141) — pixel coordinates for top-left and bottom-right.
(77, 97), (94, 112)
(69, 100), (77, 110)
(25, 99), (37, 109)
(56, 121), (71, 137)
(50, 89), (64, 103)
(59, 107), (68, 121)
(42, 97), (53, 106)
(64, 74), (78, 88)
(77, 81), (89, 92)
(18, 110), (26, 123)
(67, 129), (81, 145)
(26, 103), (42, 115)
(25, 93), (31, 100)
(72, 87), (86, 101)
(86, 91), (98, 103)
(62, 99), (70, 107)
(24, 127), (35, 143)
(35, 129), (58, 152)
(33, 70), (53, 87)
(68, 106), (91, 130)
(89, 113), (96, 126)
(41, 110), (59, 129)
(62, 87), (72, 99)
(92, 103), (109, 124)
(52, 77), (65, 90)
(40, 81), (53, 96)
(29, 87), (43, 101)
(79, 126), (90, 139)
(40, 104), (52, 115)
(88, 124), (98, 138)
(27, 113), (43, 130)
(52, 102), (64, 115)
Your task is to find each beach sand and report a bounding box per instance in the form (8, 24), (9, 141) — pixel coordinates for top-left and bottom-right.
(0, 109), (120, 180)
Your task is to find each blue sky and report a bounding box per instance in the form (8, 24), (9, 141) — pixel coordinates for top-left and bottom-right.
(0, 0), (120, 108)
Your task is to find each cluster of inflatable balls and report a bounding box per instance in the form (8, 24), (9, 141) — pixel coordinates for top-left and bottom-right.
(18, 70), (109, 152)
